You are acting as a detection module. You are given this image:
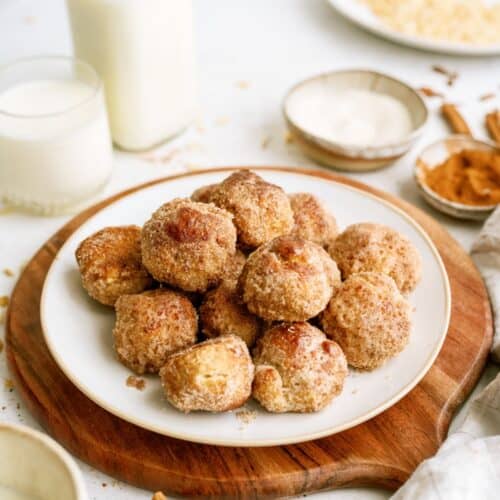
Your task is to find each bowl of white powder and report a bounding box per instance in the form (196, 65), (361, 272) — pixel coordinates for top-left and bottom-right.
(283, 69), (428, 171)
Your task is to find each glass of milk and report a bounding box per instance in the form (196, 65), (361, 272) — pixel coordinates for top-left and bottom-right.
(67, 0), (197, 151)
(0, 56), (113, 215)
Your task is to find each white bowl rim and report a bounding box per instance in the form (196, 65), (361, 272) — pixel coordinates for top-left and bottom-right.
(0, 422), (87, 500)
(283, 68), (429, 155)
(415, 134), (499, 213)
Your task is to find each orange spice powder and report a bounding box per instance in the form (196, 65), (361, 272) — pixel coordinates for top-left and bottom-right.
(424, 149), (500, 206)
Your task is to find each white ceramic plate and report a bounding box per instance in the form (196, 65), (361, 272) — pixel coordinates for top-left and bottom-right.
(41, 169), (451, 447)
(327, 0), (500, 56)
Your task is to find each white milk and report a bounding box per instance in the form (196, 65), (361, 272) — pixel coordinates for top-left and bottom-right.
(0, 484), (39, 500)
(67, 0), (197, 151)
(0, 78), (113, 214)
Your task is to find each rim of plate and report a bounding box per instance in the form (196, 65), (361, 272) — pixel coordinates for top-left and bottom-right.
(327, 0), (500, 56)
(40, 167), (451, 447)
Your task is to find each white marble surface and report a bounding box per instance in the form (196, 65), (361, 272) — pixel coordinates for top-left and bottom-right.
(0, 1), (498, 499)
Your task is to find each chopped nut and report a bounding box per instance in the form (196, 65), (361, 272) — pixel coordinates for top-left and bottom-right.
(126, 375), (146, 391)
(363, 1), (500, 45)
(0, 296), (9, 307)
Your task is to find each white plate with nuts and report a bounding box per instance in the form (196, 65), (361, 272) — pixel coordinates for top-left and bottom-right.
(328, 0), (500, 56)
(41, 168), (450, 447)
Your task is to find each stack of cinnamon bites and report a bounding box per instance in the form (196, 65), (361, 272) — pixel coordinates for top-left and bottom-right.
(75, 170), (422, 414)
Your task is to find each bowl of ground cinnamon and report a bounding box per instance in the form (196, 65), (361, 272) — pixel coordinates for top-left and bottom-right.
(415, 134), (500, 221)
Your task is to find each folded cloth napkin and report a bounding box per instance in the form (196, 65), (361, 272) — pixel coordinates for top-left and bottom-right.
(392, 206), (500, 500)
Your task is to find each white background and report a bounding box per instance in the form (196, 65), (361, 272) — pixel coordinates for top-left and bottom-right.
(0, 1), (499, 499)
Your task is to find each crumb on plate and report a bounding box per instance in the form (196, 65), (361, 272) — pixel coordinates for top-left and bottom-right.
(235, 408), (257, 425)
(126, 375), (146, 391)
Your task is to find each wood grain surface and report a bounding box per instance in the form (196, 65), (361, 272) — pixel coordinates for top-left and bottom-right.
(5, 167), (493, 499)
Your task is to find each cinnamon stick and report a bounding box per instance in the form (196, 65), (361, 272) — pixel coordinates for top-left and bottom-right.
(441, 103), (472, 135)
(486, 110), (500, 144)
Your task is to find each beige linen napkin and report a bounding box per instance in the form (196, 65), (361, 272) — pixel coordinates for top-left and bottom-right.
(392, 206), (500, 499)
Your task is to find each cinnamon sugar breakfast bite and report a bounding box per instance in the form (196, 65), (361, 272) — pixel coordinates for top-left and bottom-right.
(239, 235), (340, 321)
(209, 170), (294, 248)
(329, 222), (422, 294)
(320, 272), (412, 371)
(200, 281), (261, 347)
(288, 193), (338, 247)
(141, 198), (237, 292)
(113, 289), (197, 374)
(252, 322), (348, 413)
(160, 335), (254, 413)
(75, 225), (153, 306)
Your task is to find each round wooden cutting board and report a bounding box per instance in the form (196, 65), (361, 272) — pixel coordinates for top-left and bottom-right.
(5, 167), (493, 499)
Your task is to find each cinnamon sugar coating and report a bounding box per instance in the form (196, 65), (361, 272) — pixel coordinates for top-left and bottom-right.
(328, 222), (422, 294)
(209, 170), (294, 249)
(252, 322), (348, 413)
(320, 272), (411, 370)
(222, 249), (247, 285)
(239, 236), (340, 321)
(113, 289), (197, 374)
(200, 281), (261, 347)
(191, 183), (219, 203)
(160, 335), (254, 413)
(288, 193), (338, 247)
(75, 225), (153, 306)
(141, 199), (237, 292)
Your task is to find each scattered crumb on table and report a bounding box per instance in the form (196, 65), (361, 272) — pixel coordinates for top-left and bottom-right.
(102, 483), (107, 488)
(0, 296), (9, 307)
(432, 65), (458, 86)
(235, 408), (257, 425)
(152, 492), (168, 500)
(418, 87), (443, 98)
(351, 388), (358, 395)
(126, 375), (146, 391)
(480, 93), (496, 101)
(261, 136), (272, 149)
(23, 15), (37, 24)
(235, 80), (250, 89)
(2, 268), (14, 277)
(214, 116), (229, 126)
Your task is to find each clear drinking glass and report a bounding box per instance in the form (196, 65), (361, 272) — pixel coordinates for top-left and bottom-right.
(0, 56), (113, 215)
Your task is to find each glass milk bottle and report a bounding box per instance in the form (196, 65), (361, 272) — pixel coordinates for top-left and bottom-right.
(0, 57), (113, 215)
(66, 0), (197, 152)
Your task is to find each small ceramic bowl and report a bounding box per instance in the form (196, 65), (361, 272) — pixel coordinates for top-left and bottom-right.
(415, 134), (498, 221)
(0, 423), (87, 500)
(283, 69), (428, 171)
